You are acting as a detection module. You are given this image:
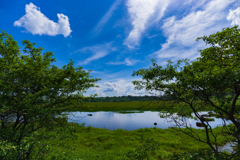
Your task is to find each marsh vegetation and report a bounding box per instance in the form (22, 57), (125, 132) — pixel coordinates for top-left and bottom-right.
(5, 101), (238, 160)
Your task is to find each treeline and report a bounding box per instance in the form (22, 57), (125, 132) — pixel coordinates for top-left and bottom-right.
(83, 92), (237, 102)
(84, 95), (169, 102)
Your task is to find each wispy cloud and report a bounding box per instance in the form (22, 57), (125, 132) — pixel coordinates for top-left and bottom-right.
(82, 69), (105, 74)
(123, 0), (170, 48)
(107, 57), (139, 66)
(74, 42), (116, 65)
(81, 51), (107, 65)
(227, 7), (240, 26)
(14, 3), (72, 37)
(152, 0), (236, 63)
(92, 0), (122, 34)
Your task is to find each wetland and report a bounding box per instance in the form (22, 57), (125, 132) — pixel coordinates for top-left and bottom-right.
(13, 100), (239, 159)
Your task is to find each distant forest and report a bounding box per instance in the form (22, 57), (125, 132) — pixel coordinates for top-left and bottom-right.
(84, 91), (237, 102)
(84, 95), (169, 102)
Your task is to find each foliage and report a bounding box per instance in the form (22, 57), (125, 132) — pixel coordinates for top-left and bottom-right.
(19, 122), (234, 160)
(125, 136), (160, 160)
(132, 25), (240, 159)
(0, 29), (100, 159)
(83, 95), (167, 102)
(168, 149), (231, 160)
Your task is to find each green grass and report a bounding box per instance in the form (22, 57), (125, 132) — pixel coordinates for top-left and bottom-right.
(58, 98), (240, 111)
(30, 122), (235, 160)
(59, 101), (169, 112)
(60, 100), (212, 112)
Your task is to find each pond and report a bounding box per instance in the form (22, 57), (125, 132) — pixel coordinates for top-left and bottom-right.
(61, 110), (231, 131)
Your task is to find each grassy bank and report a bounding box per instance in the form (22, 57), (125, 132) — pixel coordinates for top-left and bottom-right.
(31, 122), (235, 160)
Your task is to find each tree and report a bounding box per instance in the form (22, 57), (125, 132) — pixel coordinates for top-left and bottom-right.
(0, 30), (101, 159)
(132, 25), (240, 159)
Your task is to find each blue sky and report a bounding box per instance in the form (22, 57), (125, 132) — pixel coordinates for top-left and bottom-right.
(1, 0), (240, 97)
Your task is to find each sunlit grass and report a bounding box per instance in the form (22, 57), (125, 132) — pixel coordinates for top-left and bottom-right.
(62, 100), (208, 112)
(31, 122), (235, 160)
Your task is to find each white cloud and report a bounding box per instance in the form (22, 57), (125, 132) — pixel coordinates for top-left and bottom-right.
(101, 80), (137, 96)
(14, 3), (72, 37)
(124, 0), (170, 48)
(152, 0), (236, 62)
(89, 82), (120, 96)
(183, 0), (209, 12)
(103, 82), (119, 93)
(85, 78), (151, 97)
(124, 57), (139, 66)
(82, 69), (105, 74)
(153, 45), (204, 65)
(227, 7), (240, 26)
(91, 87), (106, 97)
(82, 51), (107, 65)
(92, 0), (122, 34)
(75, 42), (116, 65)
(125, 85), (132, 93)
(107, 57), (139, 66)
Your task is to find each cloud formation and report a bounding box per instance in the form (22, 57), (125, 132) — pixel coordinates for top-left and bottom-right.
(152, 0), (236, 62)
(107, 57), (139, 66)
(93, 0), (122, 34)
(91, 87), (106, 97)
(85, 78), (150, 97)
(124, 0), (170, 48)
(76, 42), (116, 65)
(14, 3), (72, 37)
(227, 7), (240, 26)
(125, 85), (132, 93)
(103, 82), (118, 92)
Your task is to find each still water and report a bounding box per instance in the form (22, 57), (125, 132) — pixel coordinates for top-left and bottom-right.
(62, 110), (231, 131)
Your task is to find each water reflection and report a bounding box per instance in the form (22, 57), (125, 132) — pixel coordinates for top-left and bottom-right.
(64, 111), (231, 131)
